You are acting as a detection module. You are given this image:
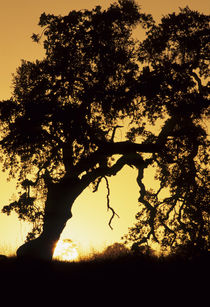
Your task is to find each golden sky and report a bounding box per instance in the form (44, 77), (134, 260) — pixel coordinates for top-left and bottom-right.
(0, 0), (209, 256)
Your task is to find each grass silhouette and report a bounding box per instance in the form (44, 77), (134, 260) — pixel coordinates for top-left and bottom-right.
(0, 249), (209, 305)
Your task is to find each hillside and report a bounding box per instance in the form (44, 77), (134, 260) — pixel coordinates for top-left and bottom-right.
(0, 252), (208, 305)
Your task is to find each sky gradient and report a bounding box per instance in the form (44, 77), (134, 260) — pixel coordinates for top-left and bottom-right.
(0, 0), (209, 256)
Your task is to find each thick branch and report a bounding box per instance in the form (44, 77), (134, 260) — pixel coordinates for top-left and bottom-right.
(62, 143), (74, 174)
(79, 153), (148, 230)
(80, 153), (146, 189)
(74, 141), (161, 175)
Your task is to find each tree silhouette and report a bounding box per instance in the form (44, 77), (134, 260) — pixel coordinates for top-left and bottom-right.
(124, 7), (210, 254)
(0, 2), (209, 259)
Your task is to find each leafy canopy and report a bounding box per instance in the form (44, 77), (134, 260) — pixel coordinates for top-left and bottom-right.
(124, 7), (210, 252)
(0, 1), (153, 177)
(0, 2), (209, 251)
(0, 0), (153, 238)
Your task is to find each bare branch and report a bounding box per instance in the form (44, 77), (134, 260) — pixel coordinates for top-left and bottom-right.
(104, 176), (119, 230)
(190, 71), (204, 94)
(110, 125), (123, 142)
(136, 163), (158, 243)
(80, 152), (146, 190)
(79, 153), (152, 231)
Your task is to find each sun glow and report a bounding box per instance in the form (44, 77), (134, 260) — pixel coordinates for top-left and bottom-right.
(53, 239), (78, 261)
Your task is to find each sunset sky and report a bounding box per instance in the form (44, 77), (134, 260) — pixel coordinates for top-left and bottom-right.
(0, 0), (209, 257)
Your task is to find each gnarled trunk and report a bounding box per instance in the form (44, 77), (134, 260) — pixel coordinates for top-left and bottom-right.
(17, 176), (83, 261)
(16, 149), (150, 261)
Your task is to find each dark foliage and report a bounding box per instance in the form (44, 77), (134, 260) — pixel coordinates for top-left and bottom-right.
(124, 7), (210, 253)
(0, 1), (209, 259)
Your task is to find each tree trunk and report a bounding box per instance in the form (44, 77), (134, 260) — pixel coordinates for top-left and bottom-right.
(16, 176), (83, 261)
(16, 150), (147, 260)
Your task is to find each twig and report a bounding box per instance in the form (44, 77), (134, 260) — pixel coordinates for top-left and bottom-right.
(104, 176), (119, 229)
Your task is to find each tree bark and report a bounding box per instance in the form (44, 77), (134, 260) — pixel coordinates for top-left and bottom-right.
(16, 147), (156, 261)
(16, 176), (83, 261)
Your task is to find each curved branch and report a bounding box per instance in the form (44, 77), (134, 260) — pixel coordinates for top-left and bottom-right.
(79, 153), (148, 229)
(136, 163), (158, 243)
(74, 141), (161, 176)
(190, 71), (204, 94)
(80, 152), (146, 189)
(104, 176), (119, 229)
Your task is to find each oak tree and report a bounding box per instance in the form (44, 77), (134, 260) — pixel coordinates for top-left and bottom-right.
(0, 2), (209, 259)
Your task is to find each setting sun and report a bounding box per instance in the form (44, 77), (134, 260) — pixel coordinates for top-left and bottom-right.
(0, 0), (209, 261)
(53, 239), (78, 262)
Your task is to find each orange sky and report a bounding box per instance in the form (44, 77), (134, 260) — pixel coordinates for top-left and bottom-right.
(0, 0), (209, 256)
